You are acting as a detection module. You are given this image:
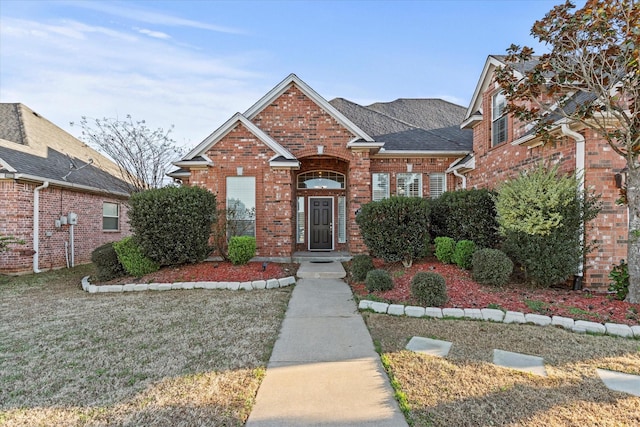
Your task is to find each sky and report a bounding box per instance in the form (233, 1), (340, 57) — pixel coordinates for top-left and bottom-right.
(0, 0), (584, 152)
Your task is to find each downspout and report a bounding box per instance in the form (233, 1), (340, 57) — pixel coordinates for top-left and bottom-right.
(561, 124), (585, 289)
(452, 169), (467, 189)
(33, 181), (49, 273)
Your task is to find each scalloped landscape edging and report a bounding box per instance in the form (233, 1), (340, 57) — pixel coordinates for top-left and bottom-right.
(358, 300), (640, 340)
(81, 275), (296, 293)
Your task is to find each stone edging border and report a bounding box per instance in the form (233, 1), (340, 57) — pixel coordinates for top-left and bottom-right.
(81, 276), (296, 293)
(358, 300), (640, 340)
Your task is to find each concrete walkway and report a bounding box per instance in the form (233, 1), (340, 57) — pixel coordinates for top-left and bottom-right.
(246, 261), (408, 427)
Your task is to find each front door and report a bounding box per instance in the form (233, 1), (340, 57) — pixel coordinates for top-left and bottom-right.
(309, 197), (333, 250)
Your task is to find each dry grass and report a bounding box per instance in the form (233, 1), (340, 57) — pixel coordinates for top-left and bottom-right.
(365, 313), (640, 427)
(0, 265), (292, 426)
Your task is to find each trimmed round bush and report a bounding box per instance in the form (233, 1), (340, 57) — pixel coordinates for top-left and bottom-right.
(113, 236), (159, 278)
(411, 272), (448, 306)
(227, 236), (256, 265)
(434, 236), (455, 264)
(453, 240), (477, 270)
(472, 248), (514, 286)
(365, 269), (394, 292)
(350, 254), (375, 282)
(91, 242), (126, 282)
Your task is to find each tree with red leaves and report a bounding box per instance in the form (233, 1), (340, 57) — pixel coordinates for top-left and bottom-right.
(495, 0), (640, 302)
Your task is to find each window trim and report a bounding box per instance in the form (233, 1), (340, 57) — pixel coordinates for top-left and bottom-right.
(102, 202), (119, 231)
(297, 170), (345, 190)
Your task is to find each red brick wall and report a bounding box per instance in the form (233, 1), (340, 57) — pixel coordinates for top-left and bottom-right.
(467, 85), (628, 290)
(0, 180), (131, 273)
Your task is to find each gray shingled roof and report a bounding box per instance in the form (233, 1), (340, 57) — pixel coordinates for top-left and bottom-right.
(329, 98), (472, 152)
(0, 103), (130, 195)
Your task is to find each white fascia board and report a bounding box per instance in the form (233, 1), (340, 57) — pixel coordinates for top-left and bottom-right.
(183, 113), (295, 161)
(460, 114), (482, 129)
(0, 156), (17, 172)
(173, 160), (212, 168)
(464, 55), (524, 122)
(374, 150), (470, 158)
(446, 155), (475, 173)
(269, 160), (301, 169)
(347, 141), (385, 149)
(14, 173), (129, 197)
(244, 74), (375, 143)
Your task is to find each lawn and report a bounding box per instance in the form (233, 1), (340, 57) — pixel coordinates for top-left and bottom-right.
(0, 264), (292, 426)
(366, 313), (640, 426)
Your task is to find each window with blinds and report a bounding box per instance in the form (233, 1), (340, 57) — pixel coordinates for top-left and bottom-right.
(372, 173), (389, 201)
(297, 196), (305, 243)
(492, 90), (508, 146)
(338, 196), (346, 243)
(429, 173), (446, 199)
(397, 173), (422, 197)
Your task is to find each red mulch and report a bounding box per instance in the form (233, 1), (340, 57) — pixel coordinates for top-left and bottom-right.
(349, 258), (640, 326)
(101, 261), (296, 285)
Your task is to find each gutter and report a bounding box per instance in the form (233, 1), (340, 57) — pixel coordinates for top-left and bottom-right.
(560, 124), (586, 286)
(33, 181), (49, 273)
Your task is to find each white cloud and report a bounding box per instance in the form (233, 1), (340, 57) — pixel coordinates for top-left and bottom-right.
(136, 27), (171, 40)
(0, 15), (268, 149)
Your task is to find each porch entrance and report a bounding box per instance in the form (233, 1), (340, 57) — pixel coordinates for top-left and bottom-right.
(309, 197), (333, 250)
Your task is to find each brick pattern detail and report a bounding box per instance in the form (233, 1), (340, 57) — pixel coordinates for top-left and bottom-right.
(468, 86), (627, 291)
(0, 180), (131, 273)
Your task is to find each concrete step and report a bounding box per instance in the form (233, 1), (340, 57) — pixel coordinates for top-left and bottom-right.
(296, 261), (346, 279)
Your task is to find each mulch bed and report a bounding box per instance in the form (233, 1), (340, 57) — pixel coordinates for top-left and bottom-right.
(348, 258), (640, 326)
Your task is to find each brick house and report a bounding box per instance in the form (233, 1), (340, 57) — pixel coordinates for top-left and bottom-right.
(170, 74), (472, 260)
(0, 103), (131, 274)
(450, 56), (628, 290)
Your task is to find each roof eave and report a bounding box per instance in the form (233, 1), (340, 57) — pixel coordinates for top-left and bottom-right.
(460, 114), (482, 129)
(374, 149), (470, 158)
(12, 173), (130, 197)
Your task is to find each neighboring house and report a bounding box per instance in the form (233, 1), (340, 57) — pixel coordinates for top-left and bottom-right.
(170, 74), (472, 260)
(0, 103), (132, 274)
(452, 55), (628, 291)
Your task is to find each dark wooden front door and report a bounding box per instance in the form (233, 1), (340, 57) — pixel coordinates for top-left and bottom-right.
(309, 197), (333, 250)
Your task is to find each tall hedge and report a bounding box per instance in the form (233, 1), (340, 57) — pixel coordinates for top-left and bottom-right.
(128, 185), (217, 266)
(356, 196), (430, 268)
(496, 164), (600, 287)
(429, 189), (500, 248)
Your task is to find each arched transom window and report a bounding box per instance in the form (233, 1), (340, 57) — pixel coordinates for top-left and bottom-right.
(297, 171), (345, 189)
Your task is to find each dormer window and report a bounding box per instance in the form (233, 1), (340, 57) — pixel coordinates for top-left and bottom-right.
(492, 90), (508, 146)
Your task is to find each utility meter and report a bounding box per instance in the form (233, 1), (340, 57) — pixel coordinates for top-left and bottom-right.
(68, 212), (78, 225)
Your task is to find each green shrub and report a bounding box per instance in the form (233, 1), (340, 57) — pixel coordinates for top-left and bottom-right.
(128, 186), (217, 266)
(356, 196), (430, 268)
(434, 237), (455, 264)
(429, 189), (500, 248)
(365, 269), (394, 292)
(350, 254), (375, 282)
(453, 240), (476, 270)
(608, 259), (629, 300)
(91, 242), (127, 282)
(113, 237), (159, 278)
(496, 164), (600, 287)
(227, 236), (256, 265)
(411, 272), (447, 306)
(471, 248), (513, 286)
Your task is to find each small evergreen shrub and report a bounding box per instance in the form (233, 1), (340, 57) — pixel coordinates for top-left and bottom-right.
(365, 269), (394, 292)
(608, 259), (629, 301)
(434, 237), (455, 264)
(227, 236), (256, 265)
(350, 254), (375, 282)
(113, 237), (159, 278)
(453, 240), (476, 270)
(471, 248), (513, 286)
(91, 242), (126, 282)
(411, 272), (447, 306)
